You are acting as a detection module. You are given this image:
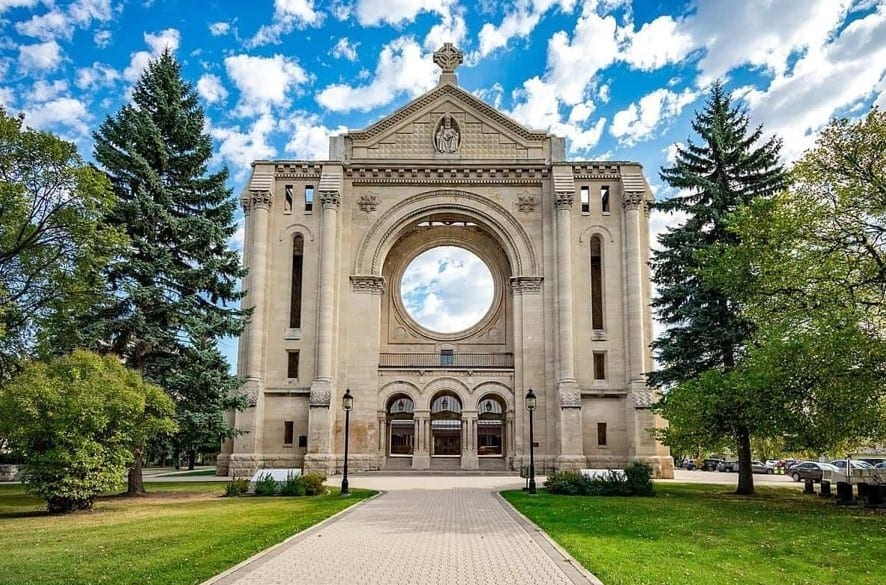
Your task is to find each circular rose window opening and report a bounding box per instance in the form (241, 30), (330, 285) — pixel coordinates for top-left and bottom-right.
(400, 246), (494, 334)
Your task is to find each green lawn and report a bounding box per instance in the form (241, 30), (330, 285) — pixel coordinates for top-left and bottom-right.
(0, 481), (374, 585)
(503, 483), (885, 585)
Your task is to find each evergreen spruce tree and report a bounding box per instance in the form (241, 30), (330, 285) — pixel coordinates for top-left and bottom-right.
(93, 49), (247, 494)
(649, 81), (788, 495)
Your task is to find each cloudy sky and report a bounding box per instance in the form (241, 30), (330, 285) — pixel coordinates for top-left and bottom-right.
(2, 0), (884, 367)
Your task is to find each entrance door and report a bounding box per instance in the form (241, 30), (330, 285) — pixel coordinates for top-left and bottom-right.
(477, 396), (504, 457)
(387, 395), (415, 457)
(430, 393), (462, 457)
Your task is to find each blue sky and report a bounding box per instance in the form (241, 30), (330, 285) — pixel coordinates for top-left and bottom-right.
(2, 0), (885, 369)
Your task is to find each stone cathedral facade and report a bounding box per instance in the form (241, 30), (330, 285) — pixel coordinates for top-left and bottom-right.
(218, 45), (673, 479)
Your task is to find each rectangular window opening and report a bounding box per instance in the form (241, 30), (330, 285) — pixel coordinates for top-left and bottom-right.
(284, 184), (293, 214)
(287, 350), (300, 379)
(593, 352), (606, 380)
(284, 421), (294, 445)
(298, 435), (308, 448)
(601, 186), (610, 213)
(440, 349), (454, 366)
(580, 186), (590, 214)
(597, 422), (607, 446)
(304, 185), (314, 212)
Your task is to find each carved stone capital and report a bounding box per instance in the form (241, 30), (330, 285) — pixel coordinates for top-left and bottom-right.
(555, 191), (574, 210)
(350, 275), (386, 295)
(509, 276), (543, 294)
(241, 191), (272, 214)
(559, 390), (582, 408)
(320, 190), (341, 209)
(622, 191), (644, 212)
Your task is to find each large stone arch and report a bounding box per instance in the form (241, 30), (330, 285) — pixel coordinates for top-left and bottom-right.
(354, 189), (540, 278)
(418, 376), (472, 409)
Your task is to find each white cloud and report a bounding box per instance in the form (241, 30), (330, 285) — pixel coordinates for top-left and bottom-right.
(197, 73), (228, 104)
(28, 79), (68, 102)
(622, 15), (693, 71)
(24, 97), (89, 135)
(738, 3), (886, 158)
(93, 29), (111, 47)
(331, 37), (358, 61)
(424, 11), (467, 50)
(508, 76), (561, 129)
(610, 88), (697, 145)
(209, 21), (231, 36)
(248, 0), (322, 47)
(224, 54), (310, 116)
(228, 217), (245, 252)
(474, 82), (504, 109)
(316, 37), (435, 113)
(18, 40), (62, 72)
(282, 113), (348, 159)
(212, 114), (278, 175)
(552, 116), (607, 152)
(15, 0), (112, 41)
(75, 62), (119, 90)
(475, 0), (578, 57)
(0, 0), (41, 14)
(663, 142), (683, 165)
(123, 29), (180, 82)
(0, 87), (14, 108)
(355, 0), (453, 26)
(400, 246), (494, 333)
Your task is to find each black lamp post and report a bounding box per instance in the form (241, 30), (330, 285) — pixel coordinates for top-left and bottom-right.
(525, 388), (537, 495)
(341, 388), (353, 496)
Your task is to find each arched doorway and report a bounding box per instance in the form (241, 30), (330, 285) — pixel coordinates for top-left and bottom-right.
(477, 395), (505, 457)
(387, 394), (415, 457)
(430, 392), (462, 457)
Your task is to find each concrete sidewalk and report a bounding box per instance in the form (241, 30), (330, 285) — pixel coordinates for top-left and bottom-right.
(203, 475), (601, 585)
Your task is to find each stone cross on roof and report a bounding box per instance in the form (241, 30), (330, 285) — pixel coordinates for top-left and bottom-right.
(434, 43), (463, 86)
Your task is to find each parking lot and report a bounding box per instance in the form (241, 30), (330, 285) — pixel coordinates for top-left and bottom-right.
(668, 469), (802, 487)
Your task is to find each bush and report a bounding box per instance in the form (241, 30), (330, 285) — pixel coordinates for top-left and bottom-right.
(0, 451), (24, 464)
(545, 470), (594, 495)
(223, 478), (249, 497)
(587, 470), (629, 496)
(279, 472), (305, 496)
(624, 462), (654, 496)
(253, 472), (279, 496)
(299, 472), (327, 496)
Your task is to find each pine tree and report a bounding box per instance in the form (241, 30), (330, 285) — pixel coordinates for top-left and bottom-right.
(93, 50), (247, 494)
(649, 81), (788, 495)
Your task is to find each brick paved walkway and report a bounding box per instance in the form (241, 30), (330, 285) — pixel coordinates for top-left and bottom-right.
(205, 482), (601, 585)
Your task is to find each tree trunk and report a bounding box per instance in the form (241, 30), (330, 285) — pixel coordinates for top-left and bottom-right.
(187, 451), (196, 471)
(735, 429), (755, 495)
(126, 451), (146, 496)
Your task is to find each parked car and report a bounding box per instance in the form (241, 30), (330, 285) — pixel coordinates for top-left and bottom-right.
(830, 459), (873, 470)
(751, 460), (774, 474)
(681, 458), (696, 470)
(790, 461), (838, 482)
(717, 460), (739, 472)
(701, 458), (725, 471)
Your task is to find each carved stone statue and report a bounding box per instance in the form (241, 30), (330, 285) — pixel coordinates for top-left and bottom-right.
(435, 114), (460, 154)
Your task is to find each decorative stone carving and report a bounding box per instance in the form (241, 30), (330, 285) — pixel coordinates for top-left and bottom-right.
(433, 43), (463, 74)
(509, 276), (543, 294)
(350, 275), (385, 295)
(357, 194), (380, 212)
(555, 191), (574, 210)
(309, 387), (331, 406)
(622, 191), (645, 211)
(240, 191), (272, 214)
(320, 191), (341, 209)
(633, 391), (655, 408)
(516, 193), (537, 212)
(434, 114), (460, 154)
(559, 391), (582, 408)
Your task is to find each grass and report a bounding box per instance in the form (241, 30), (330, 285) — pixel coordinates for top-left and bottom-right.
(0, 481), (374, 585)
(503, 483), (885, 585)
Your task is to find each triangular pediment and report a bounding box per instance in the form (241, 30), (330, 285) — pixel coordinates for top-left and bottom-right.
(345, 84), (551, 161)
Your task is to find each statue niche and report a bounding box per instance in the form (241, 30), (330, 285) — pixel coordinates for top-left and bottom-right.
(434, 114), (461, 154)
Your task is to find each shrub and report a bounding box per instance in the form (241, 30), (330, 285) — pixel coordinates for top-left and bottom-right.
(223, 478), (249, 497)
(545, 470), (594, 495)
(253, 472), (279, 496)
(280, 472), (305, 496)
(0, 451), (24, 464)
(624, 461), (654, 496)
(299, 472), (327, 496)
(587, 470), (628, 496)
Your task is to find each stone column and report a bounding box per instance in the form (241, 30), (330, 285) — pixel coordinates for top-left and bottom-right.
(235, 190), (271, 462)
(554, 191), (584, 467)
(412, 410), (430, 470)
(305, 180), (341, 474)
(623, 191), (647, 382)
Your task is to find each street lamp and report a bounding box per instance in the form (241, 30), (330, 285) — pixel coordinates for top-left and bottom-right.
(525, 388), (537, 495)
(341, 388), (353, 496)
